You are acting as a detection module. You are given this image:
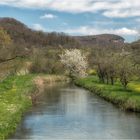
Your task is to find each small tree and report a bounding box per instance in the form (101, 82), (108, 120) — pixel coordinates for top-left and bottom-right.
(29, 48), (47, 73)
(118, 49), (133, 89)
(131, 42), (140, 78)
(0, 28), (18, 64)
(60, 49), (88, 79)
(90, 46), (118, 85)
(0, 27), (12, 47)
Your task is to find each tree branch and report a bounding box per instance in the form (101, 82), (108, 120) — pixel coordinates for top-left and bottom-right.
(0, 56), (21, 64)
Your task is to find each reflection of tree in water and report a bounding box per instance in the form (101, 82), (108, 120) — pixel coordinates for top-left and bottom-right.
(29, 83), (69, 116)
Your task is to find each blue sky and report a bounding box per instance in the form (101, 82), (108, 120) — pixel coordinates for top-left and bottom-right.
(0, 0), (140, 42)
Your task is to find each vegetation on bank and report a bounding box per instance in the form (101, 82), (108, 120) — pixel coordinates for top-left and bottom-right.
(76, 76), (140, 112)
(0, 74), (68, 139)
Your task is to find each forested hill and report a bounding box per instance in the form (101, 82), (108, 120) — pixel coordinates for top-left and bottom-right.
(0, 18), (79, 48)
(0, 17), (125, 48)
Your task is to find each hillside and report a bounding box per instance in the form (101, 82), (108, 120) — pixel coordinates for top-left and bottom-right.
(0, 18), (78, 48)
(76, 34), (125, 47)
(0, 17), (125, 48)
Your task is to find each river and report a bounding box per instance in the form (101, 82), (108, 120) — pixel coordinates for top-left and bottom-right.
(11, 84), (140, 139)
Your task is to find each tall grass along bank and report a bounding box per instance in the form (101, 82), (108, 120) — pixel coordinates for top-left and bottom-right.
(0, 74), (69, 139)
(75, 76), (140, 112)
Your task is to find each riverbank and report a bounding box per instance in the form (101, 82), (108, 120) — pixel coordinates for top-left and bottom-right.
(0, 74), (69, 139)
(75, 76), (140, 112)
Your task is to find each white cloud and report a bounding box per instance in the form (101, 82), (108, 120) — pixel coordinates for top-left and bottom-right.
(0, 0), (140, 18)
(32, 23), (46, 31)
(114, 27), (138, 35)
(103, 9), (140, 18)
(40, 13), (57, 19)
(64, 26), (138, 36)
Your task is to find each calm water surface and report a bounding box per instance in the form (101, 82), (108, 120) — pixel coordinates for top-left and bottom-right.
(11, 84), (140, 139)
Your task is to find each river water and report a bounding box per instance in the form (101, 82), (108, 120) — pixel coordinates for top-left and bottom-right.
(11, 84), (140, 139)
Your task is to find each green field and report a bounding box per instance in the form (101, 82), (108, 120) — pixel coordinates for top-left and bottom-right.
(76, 76), (140, 112)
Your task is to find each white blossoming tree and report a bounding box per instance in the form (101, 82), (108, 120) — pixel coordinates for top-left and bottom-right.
(60, 49), (88, 79)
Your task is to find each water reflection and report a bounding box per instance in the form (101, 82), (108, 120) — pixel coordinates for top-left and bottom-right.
(11, 84), (140, 139)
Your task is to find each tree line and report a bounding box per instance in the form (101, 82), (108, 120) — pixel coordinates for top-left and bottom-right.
(89, 44), (140, 88)
(0, 26), (140, 89)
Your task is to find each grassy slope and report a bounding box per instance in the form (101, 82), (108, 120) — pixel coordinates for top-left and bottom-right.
(0, 74), (68, 139)
(76, 76), (140, 112)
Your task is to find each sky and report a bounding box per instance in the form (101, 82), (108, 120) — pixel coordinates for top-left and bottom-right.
(0, 0), (140, 42)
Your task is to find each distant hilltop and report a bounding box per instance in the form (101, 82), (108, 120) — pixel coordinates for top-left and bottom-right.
(0, 17), (125, 48)
(76, 34), (125, 47)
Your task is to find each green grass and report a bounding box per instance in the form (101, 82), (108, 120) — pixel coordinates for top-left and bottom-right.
(0, 74), (69, 139)
(128, 81), (140, 93)
(75, 76), (140, 112)
(0, 75), (35, 139)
